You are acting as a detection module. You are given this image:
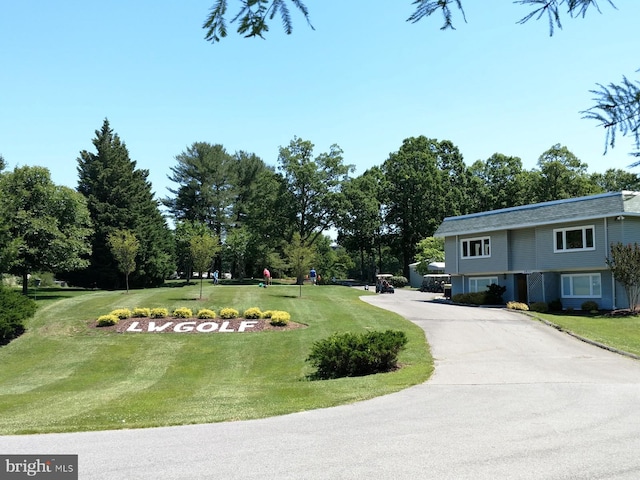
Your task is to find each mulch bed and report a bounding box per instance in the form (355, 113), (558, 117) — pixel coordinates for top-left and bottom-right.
(90, 317), (306, 333)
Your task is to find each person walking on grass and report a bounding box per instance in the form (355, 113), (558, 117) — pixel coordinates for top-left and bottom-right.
(310, 268), (317, 285)
(263, 267), (271, 286)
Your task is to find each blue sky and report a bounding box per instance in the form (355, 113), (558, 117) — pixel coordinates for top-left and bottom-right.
(2, 1), (639, 199)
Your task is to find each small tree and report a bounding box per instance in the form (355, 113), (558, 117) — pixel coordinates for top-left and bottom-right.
(283, 232), (315, 297)
(606, 242), (640, 312)
(414, 236), (445, 275)
(190, 233), (221, 299)
(107, 229), (140, 293)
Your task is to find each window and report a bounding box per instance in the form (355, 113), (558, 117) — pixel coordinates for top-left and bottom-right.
(469, 276), (498, 293)
(561, 273), (601, 298)
(554, 226), (595, 252)
(461, 237), (491, 258)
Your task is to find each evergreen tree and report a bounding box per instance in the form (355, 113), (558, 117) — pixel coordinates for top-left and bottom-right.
(74, 119), (174, 289)
(164, 142), (236, 238)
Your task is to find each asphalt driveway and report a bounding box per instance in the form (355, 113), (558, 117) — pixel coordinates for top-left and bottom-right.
(2, 288), (640, 479)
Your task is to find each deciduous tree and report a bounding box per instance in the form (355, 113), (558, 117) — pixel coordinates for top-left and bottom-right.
(383, 136), (469, 278)
(190, 233), (221, 299)
(414, 237), (445, 275)
(606, 242), (640, 312)
(532, 144), (598, 202)
(276, 136), (353, 248)
(0, 166), (92, 294)
(107, 229), (140, 293)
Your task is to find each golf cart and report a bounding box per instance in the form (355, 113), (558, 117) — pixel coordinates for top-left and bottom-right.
(375, 274), (395, 294)
(420, 274), (451, 293)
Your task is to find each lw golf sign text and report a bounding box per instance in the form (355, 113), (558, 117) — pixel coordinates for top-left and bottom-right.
(125, 320), (259, 333)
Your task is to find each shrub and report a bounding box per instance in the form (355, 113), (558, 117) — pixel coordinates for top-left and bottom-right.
(307, 330), (408, 380)
(485, 284), (507, 305)
(197, 309), (216, 319)
(109, 308), (131, 319)
(243, 307), (263, 319)
(219, 308), (239, 319)
(261, 310), (274, 319)
(390, 276), (408, 288)
(0, 286), (37, 344)
(173, 307), (193, 318)
(506, 301), (529, 311)
(529, 302), (549, 313)
(97, 314), (119, 327)
(269, 311), (291, 326)
(581, 300), (599, 312)
(132, 307), (151, 318)
(150, 308), (169, 319)
(452, 292), (486, 305)
(28, 272), (56, 287)
(548, 299), (563, 312)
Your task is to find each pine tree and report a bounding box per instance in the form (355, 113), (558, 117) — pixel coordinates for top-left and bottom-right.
(74, 119), (174, 289)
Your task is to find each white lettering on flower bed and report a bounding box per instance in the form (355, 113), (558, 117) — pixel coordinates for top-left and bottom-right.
(196, 322), (218, 332)
(125, 320), (259, 333)
(149, 322), (174, 332)
(239, 321), (258, 332)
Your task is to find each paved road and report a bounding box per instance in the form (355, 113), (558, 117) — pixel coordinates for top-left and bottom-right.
(3, 288), (640, 479)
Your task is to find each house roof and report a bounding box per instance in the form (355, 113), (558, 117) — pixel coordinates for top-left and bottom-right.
(434, 191), (640, 237)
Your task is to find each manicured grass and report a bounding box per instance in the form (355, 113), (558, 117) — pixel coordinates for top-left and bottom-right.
(0, 284), (432, 434)
(532, 311), (640, 356)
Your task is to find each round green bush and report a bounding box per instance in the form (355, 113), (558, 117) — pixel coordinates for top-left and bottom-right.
(390, 276), (408, 288)
(0, 286), (37, 344)
(306, 330), (408, 380)
(529, 302), (549, 313)
(581, 300), (599, 312)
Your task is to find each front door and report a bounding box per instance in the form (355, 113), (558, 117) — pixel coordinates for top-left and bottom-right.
(516, 274), (528, 304)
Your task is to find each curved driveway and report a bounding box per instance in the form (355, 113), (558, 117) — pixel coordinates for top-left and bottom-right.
(3, 289), (640, 479)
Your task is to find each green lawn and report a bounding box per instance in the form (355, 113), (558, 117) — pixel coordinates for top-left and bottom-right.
(532, 311), (640, 357)
(0, 283), (432, 435)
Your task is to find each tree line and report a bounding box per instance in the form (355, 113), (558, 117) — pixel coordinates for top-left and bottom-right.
(2, 119), (640, 292)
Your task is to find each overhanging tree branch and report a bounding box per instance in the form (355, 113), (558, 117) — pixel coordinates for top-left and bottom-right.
(582, 75), (640, 160)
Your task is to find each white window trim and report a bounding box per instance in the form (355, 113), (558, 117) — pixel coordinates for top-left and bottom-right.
(461, 236), (491, 259)
(553, 225), (595, 253)
(561, 273), (601, 298)
(469, 276), (498, 293)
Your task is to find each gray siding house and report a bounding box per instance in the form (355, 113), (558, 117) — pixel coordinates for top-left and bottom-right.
(433, 191), (640, 310)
